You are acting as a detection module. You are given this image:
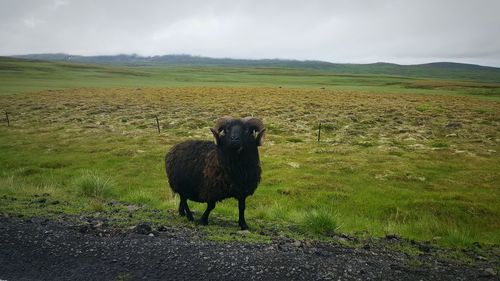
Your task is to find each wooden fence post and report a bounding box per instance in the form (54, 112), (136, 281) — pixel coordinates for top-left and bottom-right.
(5, 112), (9, 127)
(155, 115), (160, 134)
(317, 122), (321, 142)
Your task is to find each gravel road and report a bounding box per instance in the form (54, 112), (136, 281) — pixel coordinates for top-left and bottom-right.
(0, 217), (497, 281)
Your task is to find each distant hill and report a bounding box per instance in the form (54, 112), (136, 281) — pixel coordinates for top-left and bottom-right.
(11, 53), (500, 83)
(13, 53), (340, 68)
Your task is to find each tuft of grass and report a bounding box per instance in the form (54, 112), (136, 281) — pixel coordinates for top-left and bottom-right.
(286, 137), (303, 143)
(268, 201), (290, 221)
(0, 171), (59, 197)
(89, 199), (106, 212)
(300, 209), (338, 236)
(74, 171), (113, 199)
(431, 141), (449, 148)
(443, 228), (474, 248)
(115, 273), (133, 281)
(415, 104), (444, 112)
(415, 104), (431, 112)
(127, 190), (153, 205)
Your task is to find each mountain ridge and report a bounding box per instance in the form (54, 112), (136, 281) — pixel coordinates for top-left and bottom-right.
(12, 53), (499, 69)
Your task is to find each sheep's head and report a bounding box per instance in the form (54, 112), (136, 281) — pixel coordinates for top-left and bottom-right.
(210, 116), (266, 150)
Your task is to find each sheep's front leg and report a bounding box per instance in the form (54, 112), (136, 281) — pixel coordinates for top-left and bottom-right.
(200, 201), (216, 225)
(238, 197), (248, 230)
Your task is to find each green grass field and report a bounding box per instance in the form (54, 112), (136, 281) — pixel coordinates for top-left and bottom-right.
(2, 57), (500, 100)
(0, 58), (499, 250)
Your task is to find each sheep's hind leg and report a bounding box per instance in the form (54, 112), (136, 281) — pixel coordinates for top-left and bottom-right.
(238, 197), (248, 230)
(200, 201), (216, 225)
(180, 196), (194, 221)
(178, 199), (185, 216)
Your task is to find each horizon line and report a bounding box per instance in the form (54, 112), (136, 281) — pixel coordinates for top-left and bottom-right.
(5, 52), (500, 69)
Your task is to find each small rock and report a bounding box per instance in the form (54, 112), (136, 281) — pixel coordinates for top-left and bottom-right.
(482, 268), (497, 277)
(108, 200), (121, 206)
(79, 225), (91, 233)
(91, 222), (103, 229)
(418, 244), (431, 253)
(385, 234), (399, 240)
(127, 205), (140, 211)
(148, 233), (155, 237)
(293, 240), (302, 247)
(30, 218), (49, 225)
(135, 222), (152, 234)
(156, 225), (168, 232)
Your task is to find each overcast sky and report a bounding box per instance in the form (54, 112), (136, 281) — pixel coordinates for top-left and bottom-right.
(1, 0), (500, 66)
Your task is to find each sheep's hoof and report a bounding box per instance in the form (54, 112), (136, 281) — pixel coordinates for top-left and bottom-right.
(239, 224), (249, 230)
(186, 214), (194, 221)
(200, 218), (208, 225)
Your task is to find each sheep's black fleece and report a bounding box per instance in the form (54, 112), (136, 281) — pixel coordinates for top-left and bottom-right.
(165, 140), (261, 203)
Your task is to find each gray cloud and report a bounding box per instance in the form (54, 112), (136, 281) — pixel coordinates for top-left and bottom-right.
(1, 0), (499, 66)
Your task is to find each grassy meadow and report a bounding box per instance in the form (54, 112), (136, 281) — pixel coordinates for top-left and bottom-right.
(1, 58), (499, 250)
(2, 57), (500, 100)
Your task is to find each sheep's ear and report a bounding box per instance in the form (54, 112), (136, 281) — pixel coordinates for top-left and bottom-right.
(210, 128), (220, 145)
(256, 129), (266, 146)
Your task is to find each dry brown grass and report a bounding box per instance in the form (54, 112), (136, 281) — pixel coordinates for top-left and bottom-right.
(2, 87), (498, 153)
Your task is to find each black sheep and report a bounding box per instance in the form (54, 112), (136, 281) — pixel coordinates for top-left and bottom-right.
(165, 116), (266, 230)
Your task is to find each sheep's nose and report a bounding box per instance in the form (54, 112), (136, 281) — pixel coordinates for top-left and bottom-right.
(230, 136), (241, 146)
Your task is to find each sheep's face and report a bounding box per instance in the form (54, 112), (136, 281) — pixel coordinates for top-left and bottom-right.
(220, 121), (255, 149)
(210, 117), (266, 151)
